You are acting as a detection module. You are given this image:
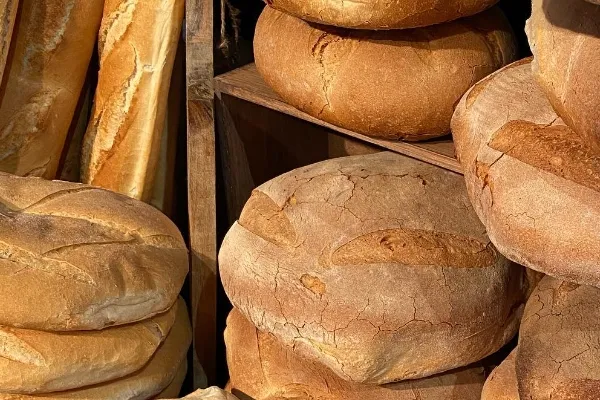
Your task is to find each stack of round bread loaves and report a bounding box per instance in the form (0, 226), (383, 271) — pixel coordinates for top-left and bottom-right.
(0, 174), (191, 399)
(254, 0), (517, 140)
(219, 151), (529, 398)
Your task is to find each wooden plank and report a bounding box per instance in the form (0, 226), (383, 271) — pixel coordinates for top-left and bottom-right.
(215, 64), (463, 174)
(186, 0), (216, 388)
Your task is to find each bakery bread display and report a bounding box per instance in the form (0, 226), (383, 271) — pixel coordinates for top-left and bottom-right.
(452, 59), (600, 288)
(254, 7), (516, 141)
(0, 173), (188, 330)
(481, 350), (519, 400)
(0, 297), (192, 400)
(82, 0), (185, 201)
(517, 276), (600, 400)
(526, 0), (600, 152)
(0, 0), (18, 84)
(226, 308), (487, 399)
(0, 0), (104, 178)
(265, 0), (499, 29)
(219, 152), (526, 384)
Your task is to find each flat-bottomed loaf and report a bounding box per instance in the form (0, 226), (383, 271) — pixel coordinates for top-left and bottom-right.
(254, 7), (516, 141)
(0, 0), (104, 178)
(219, 152), (526, 384)
(0, 297), (192, 400)
(481, 350), (519, 400)
(226, 308), (487, 400)
(0, 173), (188, 330)
(526, 0), (600, 152)
(452, 59), (600, 288)
(266, 0), (499, 29)
(517, 276), (600, 400)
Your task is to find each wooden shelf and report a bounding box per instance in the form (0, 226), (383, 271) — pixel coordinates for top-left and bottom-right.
(214, 63), (463, 174)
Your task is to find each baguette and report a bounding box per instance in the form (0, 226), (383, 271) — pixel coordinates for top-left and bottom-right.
(0, 0), (18, 84)
(82, 0), (185, 201)
(0, 0), (104, 178)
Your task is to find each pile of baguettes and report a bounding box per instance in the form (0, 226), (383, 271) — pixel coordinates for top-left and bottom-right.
(219, 0), (600, 399)
(0, 0), (196, 398)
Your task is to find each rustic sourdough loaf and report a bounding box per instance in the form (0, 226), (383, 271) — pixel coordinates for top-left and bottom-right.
(155, 360), (188, 399)
(0, 0), (18, 84)
(226, 308), (487, 400)
(481, 350), (519, 400)
(167, 388), (240, 400)
(0, 302), (177, 394)
(0, 297), (192, 400)
(517, 276), (600, 400)
(526, 0), (600, 152)
(219, 152), (526, 384)
(266, 0), (499, 29)
(81, 0), (185, 201)
(0, 0), (104, 178)
(254, 6), (516, 141)
(0, 173), (188, 331)
(452, 59), (600, 288)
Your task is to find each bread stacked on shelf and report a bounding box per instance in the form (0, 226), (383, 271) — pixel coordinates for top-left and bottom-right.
(0, 174), (190, 399)
(253, 0), (517, 141)
(219, 152), (529, 398)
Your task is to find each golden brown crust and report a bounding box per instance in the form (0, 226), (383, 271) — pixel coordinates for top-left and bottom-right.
(254, 6), (516, 141)
(267, 0), (499, 29)
(481, 350), (519, 400)
(451, 59), (600, 288)
(155, 359), (188, 399)
(0, 173), (188, 331)
(0, 0), (18, 84)
(0, 0), (104, 178)
(219, 152), (526, 385)
(81, 0), (185, 201)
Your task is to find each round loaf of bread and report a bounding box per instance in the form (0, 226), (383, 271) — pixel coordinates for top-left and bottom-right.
(171, 388), (240, 400)
(0, 297), (192, 400)
(155, 360), (187, 399)
(254, 7), (516, 141)
(451, 59), (600, 288)
(526, 0), (600, 153)
(481, 350), (519, 400)
(0, 302), (177, 393)
(0, 174), (188, 330)
(226, 308), (486, 399)
(265, 0), (499, 29)
(219, 152), (526, 384)
(517, 276), (600, 399)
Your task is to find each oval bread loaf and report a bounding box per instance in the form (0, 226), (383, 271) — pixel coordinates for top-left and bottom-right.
(219, 152), (526, 384)
(265, 0), (500, 29)
(526, 0), (600, 152)
(0, 297), (192, 400)
(254, 6), (516, 141)
(166, 388), (240, 400)
(481, 350), (519, 400)
(226, 308), (487, 400)
(0, 0), (104, 178)
(0, 173), (188, 331)
(451, 59), (600, 288)
(517, 276), (600, 400)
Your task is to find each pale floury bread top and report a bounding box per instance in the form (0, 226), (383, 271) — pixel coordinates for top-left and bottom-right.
(219, 152), (526, 384)
(266, 0), (499, 29)
(481, 350), (519, 400)
(166, 388), (240, 400)
(0, 174), (188, 330)
(527, 0), (600, 153)
(225, 308), (486, 400)
(451, 59), (600, 288)
(254, 6), (516, 141)
(517, 276), (600, 400)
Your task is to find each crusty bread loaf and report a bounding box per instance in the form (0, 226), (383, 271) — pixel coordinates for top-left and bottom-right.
(0, 173), (188, 330)
(0, 302), (177, 394)
(517, 276), (600, 399)
(168, 388), (240, 400)
(266, 0), (499, 29)
(0, 0), (104, 178)
(155, 360), (188, 399)
(0, 297), (192, 400)
(254, 7), (516, 141)
(451, 59), (600, 288)
(481, 350), (519, 400)
(81, 0), (185, 201)
(226, 308), (487, 400)
(219, 152), (526, 384)
(526, 0), (600, 153)
(0, 0), (18, 84)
